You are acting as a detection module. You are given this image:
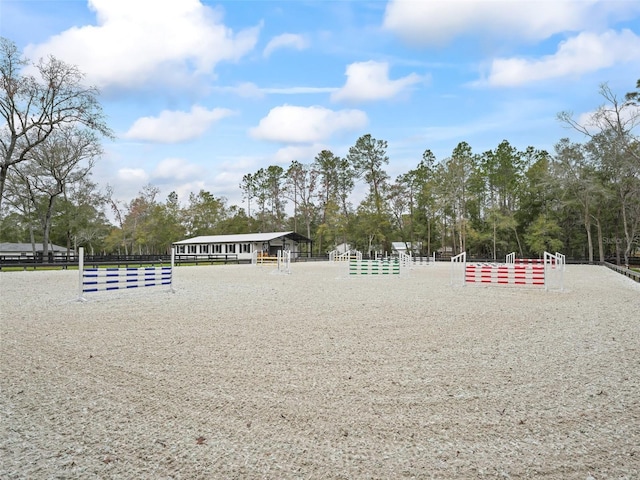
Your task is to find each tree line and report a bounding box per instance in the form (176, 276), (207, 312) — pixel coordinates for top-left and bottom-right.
(1, 38), (639, 265)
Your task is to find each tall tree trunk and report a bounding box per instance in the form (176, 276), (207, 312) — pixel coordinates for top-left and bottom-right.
(451, 216), (457, 256)
(594, 216), (605, 263)
(513, 226), (523, 258)
(621, 201), (631, 268)
(492, 217), (497, 261)
(585, 215), (593, 264)
(0, 165), (8, 213)
(30, 225), (36, 259)
(427, 218), (431, 257)
(42, 196), (57, 259)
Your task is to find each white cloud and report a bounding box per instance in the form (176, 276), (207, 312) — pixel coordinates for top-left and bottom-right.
(117, 168), (149, 182)
(211, 82), (336, 98)
(23, 0), (260, 89)
(153, 158), (205, 181)
(225, 82), (265, 98)
(124, 105), (234, 143)
(250, 105), (368, 144)
(382, 0), (640, 45)
(331, 61), (422, 103)
(172, 181), (208, 203)
(482, 29), (640, 87)
(262, 86), (337, 95)
(272, 144), (327, 164)
(263, 33), (308, 57)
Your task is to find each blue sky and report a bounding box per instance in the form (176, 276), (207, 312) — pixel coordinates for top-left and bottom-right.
(2, 0), (639, 210)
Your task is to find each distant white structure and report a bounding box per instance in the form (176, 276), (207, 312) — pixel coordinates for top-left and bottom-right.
(334, 242), (353, 254)
(172, 231), (312, 261)
(391, 242), (422, 255)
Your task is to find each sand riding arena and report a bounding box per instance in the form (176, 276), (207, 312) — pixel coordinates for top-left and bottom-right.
(1, 261), (639, 478)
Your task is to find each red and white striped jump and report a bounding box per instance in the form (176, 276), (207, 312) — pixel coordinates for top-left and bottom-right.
(464, 264), (545, 287)
(514, 258), (545, 265)
(453, 251), (564, 291)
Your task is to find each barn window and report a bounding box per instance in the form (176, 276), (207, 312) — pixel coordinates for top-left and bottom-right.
(200, 245), (209, 254)
(225, 244), (236, 253)
(213, 244), (222, 253)
(188, 245), (197, 254)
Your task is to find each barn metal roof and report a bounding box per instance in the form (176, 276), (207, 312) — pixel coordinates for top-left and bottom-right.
(0, 242), (69, 253)
(173, 231), (311, 245)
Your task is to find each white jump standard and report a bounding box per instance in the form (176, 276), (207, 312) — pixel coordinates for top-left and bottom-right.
(252, 249), (291, 274)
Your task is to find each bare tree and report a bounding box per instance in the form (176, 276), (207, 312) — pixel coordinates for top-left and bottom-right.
(60, 176), (110, 256)
(285, 160), (318, 243)
(552, 138), (609, 264)
(19, 125), (102, 258)
(558, 83), (640, 266)
(0, 37), (111, 212)
(105, 185), (128, 255)
(558, 83), (639, 161)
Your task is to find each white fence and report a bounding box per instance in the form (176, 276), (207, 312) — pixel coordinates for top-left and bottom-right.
(398, 252), (436, 268)
(329, 250), (362, 262)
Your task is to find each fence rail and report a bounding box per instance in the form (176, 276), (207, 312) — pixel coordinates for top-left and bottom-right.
(0, 253), (241, 270)
(603, 262), (640, 283)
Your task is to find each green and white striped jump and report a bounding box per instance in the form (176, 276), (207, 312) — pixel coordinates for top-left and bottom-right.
(348, 259), (402, 275)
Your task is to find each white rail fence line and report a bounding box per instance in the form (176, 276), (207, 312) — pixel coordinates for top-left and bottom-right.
(78, 247), (175, 301)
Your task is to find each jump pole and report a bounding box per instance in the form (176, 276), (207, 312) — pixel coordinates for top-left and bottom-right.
(77, 247), (87, 302)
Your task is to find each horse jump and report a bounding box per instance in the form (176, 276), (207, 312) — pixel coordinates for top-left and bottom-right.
(465, 264), (545, 287)
(506, 252), (565, 270)
(277, 249), (291, 274)
(329, 250), (362, 262)
(77, 247), (175, 301)
(398, 252), (436, 268)
(452, 251), (564, 291)
(349, 259), (403, 276)
(252, 250), (291, 274)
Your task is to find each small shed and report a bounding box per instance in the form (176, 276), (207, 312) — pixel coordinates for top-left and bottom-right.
(334, 242), (353, 254)
(391, 242), (422, 255)
(172, 231), (312, 261)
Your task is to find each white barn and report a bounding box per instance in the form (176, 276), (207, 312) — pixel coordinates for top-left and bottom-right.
(172, 231), (312, 261)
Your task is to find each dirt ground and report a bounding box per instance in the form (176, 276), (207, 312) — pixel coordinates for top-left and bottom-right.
(1, 262), (639, 479)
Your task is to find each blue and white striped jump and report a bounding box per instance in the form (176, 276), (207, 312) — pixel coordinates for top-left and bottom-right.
(77, 247), (175, 301)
